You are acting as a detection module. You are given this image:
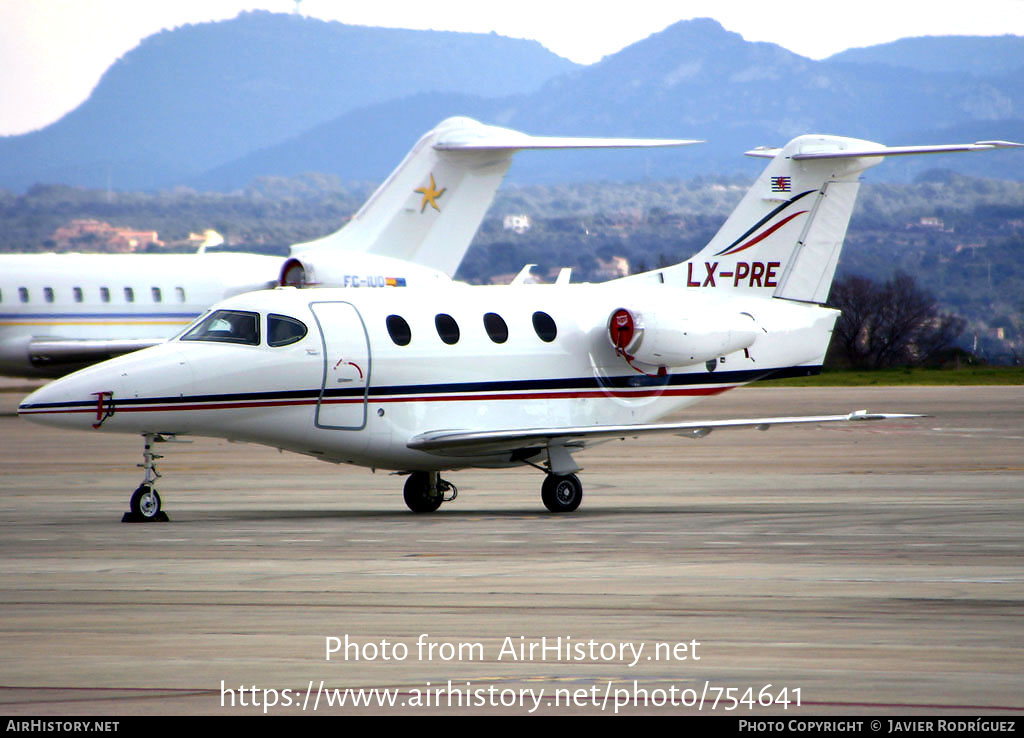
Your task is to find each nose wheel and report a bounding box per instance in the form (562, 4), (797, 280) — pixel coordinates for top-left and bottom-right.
(129, 484), (162, 519)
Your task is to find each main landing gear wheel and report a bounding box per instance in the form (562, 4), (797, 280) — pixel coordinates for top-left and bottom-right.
(541, 474), (583, 513)
(130, 484), (162, 519)
(403, 472), (456, 513)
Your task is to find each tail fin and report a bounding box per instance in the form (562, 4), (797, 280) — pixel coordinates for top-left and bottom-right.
(662, 135), (1022, 304)
(290, 117), (697, 278)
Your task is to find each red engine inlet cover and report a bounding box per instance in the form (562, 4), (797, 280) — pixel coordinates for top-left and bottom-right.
(608, 308), (636, 351)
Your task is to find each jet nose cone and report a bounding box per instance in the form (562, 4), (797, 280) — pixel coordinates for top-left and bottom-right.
(19, 383), (47, 411)
(18, 377), (97, 429)
(18, 343), (194, 432)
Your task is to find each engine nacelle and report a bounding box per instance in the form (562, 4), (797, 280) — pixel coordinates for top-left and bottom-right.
(608, 307), (758, 369)
(278, 251), (451, 289)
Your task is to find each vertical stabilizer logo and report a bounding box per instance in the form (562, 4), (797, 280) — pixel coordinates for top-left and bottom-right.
(714, 190), (813, 257)
(415, 174), (446, 213)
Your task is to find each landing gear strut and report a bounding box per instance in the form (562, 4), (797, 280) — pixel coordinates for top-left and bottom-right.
(403, 471), (457, 513)
(122, 433), (170, 522)
(541, 473), (583, 513)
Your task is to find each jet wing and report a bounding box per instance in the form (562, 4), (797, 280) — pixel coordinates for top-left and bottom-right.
(407, 410), (922, 459)
(27, 337), (166, 375)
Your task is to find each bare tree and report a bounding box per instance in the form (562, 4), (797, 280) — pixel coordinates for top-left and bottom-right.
(827, 271), (965, 368)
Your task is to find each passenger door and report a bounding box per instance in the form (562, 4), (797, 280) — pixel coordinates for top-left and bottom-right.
(309, 301), (370, 430)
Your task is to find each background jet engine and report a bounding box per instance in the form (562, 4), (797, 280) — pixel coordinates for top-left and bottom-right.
(278, 253), (450, 288)
(607, 307), (758, 370)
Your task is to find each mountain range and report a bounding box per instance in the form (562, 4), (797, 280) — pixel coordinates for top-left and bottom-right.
(2, 11), (1022, 191)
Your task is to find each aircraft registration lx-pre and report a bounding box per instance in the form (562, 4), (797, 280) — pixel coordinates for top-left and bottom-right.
(18, 133), (1021, 517)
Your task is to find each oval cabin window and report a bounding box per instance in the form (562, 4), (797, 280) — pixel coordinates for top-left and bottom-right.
(532, 311), (557, 342)
(435, 314), (460, 345)
(386, 315), (411, 346)
(483, 312), (509, 344)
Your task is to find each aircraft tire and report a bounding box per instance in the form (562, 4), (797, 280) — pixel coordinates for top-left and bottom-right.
(403, 472), (443, 513)
(130, 484), (162, 519)
(541, 474), (582, 513)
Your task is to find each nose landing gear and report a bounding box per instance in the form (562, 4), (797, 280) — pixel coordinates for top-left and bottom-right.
(121, 433), (173, 522)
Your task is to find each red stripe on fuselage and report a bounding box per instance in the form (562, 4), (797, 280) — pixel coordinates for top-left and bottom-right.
(19, 385), (734, 416)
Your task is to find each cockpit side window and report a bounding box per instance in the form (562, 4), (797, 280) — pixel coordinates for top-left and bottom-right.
(268, 314), (307, 347)
(180, 309), (260, 345)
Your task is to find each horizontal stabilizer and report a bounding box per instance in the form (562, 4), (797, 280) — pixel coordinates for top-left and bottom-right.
(746, 140), (1024, 159)
(434, 127), (701, 152)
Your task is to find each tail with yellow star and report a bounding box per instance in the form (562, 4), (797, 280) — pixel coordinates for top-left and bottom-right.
(287, 117), (698, 279)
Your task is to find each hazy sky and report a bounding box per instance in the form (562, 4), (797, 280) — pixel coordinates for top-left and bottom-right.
(3, 0), (1024, 136)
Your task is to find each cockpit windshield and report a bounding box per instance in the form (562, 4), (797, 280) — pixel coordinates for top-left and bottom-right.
(180, 309), (260, 345)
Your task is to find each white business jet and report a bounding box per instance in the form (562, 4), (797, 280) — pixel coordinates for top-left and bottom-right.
(0, 117), (688, 377)
(18, 135), (1020, 518)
